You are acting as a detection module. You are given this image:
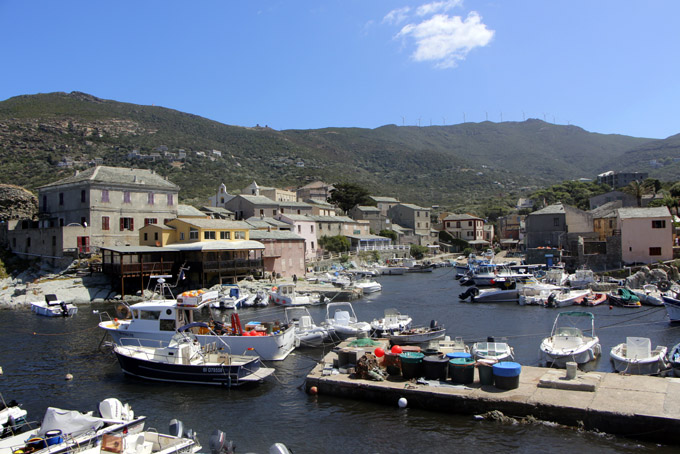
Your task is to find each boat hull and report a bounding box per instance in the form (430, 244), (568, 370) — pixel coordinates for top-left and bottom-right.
(388, 328), (446, 345)
(662, 295), (680, 323)
(31, 302), (78, 317)
(610, 344), (668, 375)
(539, 338), (601, 367)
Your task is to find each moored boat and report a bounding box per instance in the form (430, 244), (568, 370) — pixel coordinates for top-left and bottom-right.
(269, 284), (321, 306)
(539, 311), (601, 367)
(30, 294), (77, 317)
(543, 288), (593, 308)
(322, 302), (371, 340)
(370, 308), (412, 337)
(630, 284), (664, 306)
(607, 288), (642, 308)
(387, 322), (446, 345)
(668, 343), (680, 377)
(609, 337), (669, 375)
(662, 292), (680, 323)
(113, 329), (274, 386)
(470, 339), (514, 362)
(285, 307), (333, 347)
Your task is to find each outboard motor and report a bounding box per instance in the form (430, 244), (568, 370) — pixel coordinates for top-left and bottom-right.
(458, 287), (480, 301)
(169, 419), (183, 438)
(60, 302), (69, 317)
(487, 336), (495, 342)
(430, 319), (438, 329)
(209, 430), (235, 454)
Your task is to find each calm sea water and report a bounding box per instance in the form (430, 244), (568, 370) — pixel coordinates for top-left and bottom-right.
(1, 267), (678, 453)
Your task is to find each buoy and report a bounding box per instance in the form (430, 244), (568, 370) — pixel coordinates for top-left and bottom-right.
(391, 345), (403, 354)
(65, 374), (73, 381)
(374, 347), (385, 358)
(398, 397), (408, 408)
(609, 305), (613, 310)
(309, 386), (318, 395)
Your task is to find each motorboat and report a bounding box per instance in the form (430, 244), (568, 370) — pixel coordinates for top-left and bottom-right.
(579, 293), (607, 307)
(370, 309), (412, 337)
(353, 278), (382, 294)
(459, 281), (519, 303)
(404, 259), (434, 273)
(543, 268), (569, 286)
(386, 322), (446, 345)
(607, 288), (641, 308)
(87, 423), (201, 454)
(0, 398), (146, 454)
(609, 337), (669, 375)
(469, 265), (534, 287)
(539, 311), (601, 367)
(252, 290), (269, 307)
(210, 285), (249, 310)
(208, 430), (291, 454)
(567, 268), (596, 289)
(30, 294), (77, 317)
(662, 292), (680, 323)
(285, 307), (333, 347)
(98, 277), (296, 361)
(630, 284), (664, 306)
(517, 282), (563, 306)
(0, 399), (27, 439)
(543, 289), (593, 308)
(668, 343), (680, 377)
(376, 265), (408, 275)
(322, 302), (371, 340)
(269, 284), (321, 306)
(113, 329), (274, 386)
(433, 336), (469, 355)
(470, 339), (514, 362)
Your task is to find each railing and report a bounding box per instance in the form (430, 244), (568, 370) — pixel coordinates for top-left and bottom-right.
(355, 244), (410, 252)
(101, 262), (175, 276)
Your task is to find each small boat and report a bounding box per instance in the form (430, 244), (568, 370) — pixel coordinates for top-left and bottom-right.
(459, 280), (519, 303)
(662, 292), (680, 323)
(539, 311), (601, 367)
(668, 343), (680, 377)
(89, 423), (201, 454)
(376, 265), (408, 275)
(370, 308), (412, 337)
(0, 398), (146, 454)
(470, 339), (514, 362)
(579, 292), (607, 307)
(544, 268), (569, 286)
(630, 284), (664, 306)
(432, 336), (469, 355)
(269, 284), (320, 306)
(322, 302), (371, 340)
(610, 337), (669, 375)
(285, 307), (333, 348)
(607, 288), (642, 308)
(0, 398), (28, 439)
(252, 290), (269, 307)
(353, 278), (382, 294)
(113, 328), (275, 386)
(543, 289), (593, 308)
(567, 268), (596, 289)
(30, 294), (77, 317)
(387, 322), (446, 345)
(469, 264), (534, 287)
(211, 285), (249, 310)
(209, 430), (291, 454)
(404, 260), (435, 273)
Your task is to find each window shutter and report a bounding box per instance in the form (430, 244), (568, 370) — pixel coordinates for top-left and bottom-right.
(120, 218), (124, 231)
(130, 218), (134, 231)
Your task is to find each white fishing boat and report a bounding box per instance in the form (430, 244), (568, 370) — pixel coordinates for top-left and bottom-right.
(517, 282), (563, 306)
(539, 311), (601, 367)
(370, 308), (412, 337)
(98, 277), (296, 361)
(353, 278), (382, 294)
(543, 288), (593, 308)
(30, 294), (78, 317)
(322, 302), (371, 340)
(0, 398), (27, 439)
(210, 285), (249, 310)
(662, 292), (680, 323)
(269, 284), (321, 307)
(113, 329), (274, 386)
(285, 307), (333, 347)
(376, 265), (408, 275)
(609, 337), (669, 375)
(470, 340), (514, 362)
(433, 336), (469, 355)
(470, 265), (534, 287)
(0, 398), (146, 454)
(459, 283), (519, 303)
(630, 284), (664, 306)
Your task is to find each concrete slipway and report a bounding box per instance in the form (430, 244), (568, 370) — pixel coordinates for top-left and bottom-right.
(305, 346), (680, 444)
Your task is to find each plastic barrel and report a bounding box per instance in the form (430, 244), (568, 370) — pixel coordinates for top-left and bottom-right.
(399, 352), (425, 379)
(449, 357), (475, 384)
(446, 352), (472, 360)
(493, 361), (522, 390)
(384, 352), (402, 376)
(45, 430), (63, 446)
(423, 355), (449, 380)
(476, 359), (496, 386)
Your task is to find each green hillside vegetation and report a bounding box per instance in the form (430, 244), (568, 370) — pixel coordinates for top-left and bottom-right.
(0, 91), (668, 214)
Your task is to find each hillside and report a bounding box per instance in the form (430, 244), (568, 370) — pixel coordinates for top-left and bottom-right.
(603, 134), (680, 181)
(0, 91), (661, 212)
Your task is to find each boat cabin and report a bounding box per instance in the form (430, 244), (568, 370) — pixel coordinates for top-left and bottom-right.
(125, 290), (219, 334)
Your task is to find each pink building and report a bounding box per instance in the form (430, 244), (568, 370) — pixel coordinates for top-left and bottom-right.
(618, 207), (672, 264)
(249, 229), (306, 278)
(275, 214), (318, 259)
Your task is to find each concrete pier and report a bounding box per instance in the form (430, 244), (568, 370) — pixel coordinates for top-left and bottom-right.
(306, 344), (680, 444)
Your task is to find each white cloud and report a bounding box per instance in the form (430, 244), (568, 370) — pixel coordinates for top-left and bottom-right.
(396, 12), (494, 69)
(416, 0), (463, 17)
(383, 6), (411, 25)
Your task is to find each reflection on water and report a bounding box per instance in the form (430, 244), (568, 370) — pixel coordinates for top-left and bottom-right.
(0, 268), (677, 453)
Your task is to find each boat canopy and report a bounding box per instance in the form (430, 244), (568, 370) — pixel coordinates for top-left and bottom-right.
(559, 311), (595, 318)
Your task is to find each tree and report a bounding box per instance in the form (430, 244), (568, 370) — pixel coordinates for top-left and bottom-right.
(318, 235), (350, 253)
(410, 244), (429, 260)
(378, 229), (397, 242)
(623, 180), (649, 207)
(643, 178), (661, 195)
(670, 182), (680, 198)
(327, 183), (373, 213)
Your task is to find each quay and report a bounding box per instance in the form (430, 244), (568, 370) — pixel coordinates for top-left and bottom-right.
(305, 343), (680, 444)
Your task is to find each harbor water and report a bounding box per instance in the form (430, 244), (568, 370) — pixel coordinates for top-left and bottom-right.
(1, 267), (679, 453)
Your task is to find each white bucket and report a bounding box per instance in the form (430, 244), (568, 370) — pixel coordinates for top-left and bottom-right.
(565, 361), (578, 379)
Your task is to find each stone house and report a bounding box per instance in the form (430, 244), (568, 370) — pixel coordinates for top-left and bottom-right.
(589, 201), (622, 241)
(589, 191), (636, 210)
(370, 196), (400, 217)
(349, 205), (390, 233)
(296, 181), (334, 202)
(275, 214), (318, 259)
(387, 203), (431, 245)
(525, 203), (593, 250)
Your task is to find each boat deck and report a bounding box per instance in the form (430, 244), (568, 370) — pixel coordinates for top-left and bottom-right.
(306, 341), (680, 444)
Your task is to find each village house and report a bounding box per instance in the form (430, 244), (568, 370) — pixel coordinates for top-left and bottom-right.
(387, 203), (431, 246)
(199, 206), (235, 220)
(618, 206), (673, 264)
(348, 205), (390, 233)
(304, 198), (336, 216)
(589, 191), (637, 210)
(524, 203), (593, 250)
(589, 201), (622, 241)
(597, 171), (648, 189)
(370, 196), (400, 217)
(248, 229), (306, 278)
(243, 181), (296, 202)
(275, 214), (318, 259)
(443, 213), (487, 247)
(3, 166), (180, 260)
(296, 181), (334, 202)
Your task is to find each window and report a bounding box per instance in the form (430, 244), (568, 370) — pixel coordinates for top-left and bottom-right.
(138, 310), (160, 320)
(154, 232), (159, 241)
(143, 233), (148, 241)
(273, 210), (278, 216)
(180, 232), (185, 240)
(189, 228), (198, 240)
(260, 209), (264, 216)
(81, 190), (86, 203)
(468, 221), (472, 227)
(52, 236), (56, 246)
(220, 231), (231, 240)
(81, 217), (86, 226)
(144, 218), (158, 226)
(650, 247), (662, 256)
(652, 220), (666, 229)
(59, 218), (64, 227)
(456, 221), (461, 228)
(297, 225), (301, 233)
(417, 222), (420, 228)
(59, 192), (64, 205)
(167, 194), (174, 206)
(26, 237), (31, 247)
(311, 241), (315, 250)
(42, 195), (47, 209)
(204, 231), (216, 240)
(101, 190), (109, 203)
(311, 225), (314, 233)
(609, 219), (613, 228)
(553, 217), (560, 227)
(123, 191), (131, 203)
(120, 217), (134, 231)
(147, 192), (154, 205)
(234, 231), (246, 240)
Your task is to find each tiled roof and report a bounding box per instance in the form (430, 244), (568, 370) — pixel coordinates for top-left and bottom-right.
(39, 166), (180, 190)
(177, 205), (206, 217)
(618, 207), (671, 219)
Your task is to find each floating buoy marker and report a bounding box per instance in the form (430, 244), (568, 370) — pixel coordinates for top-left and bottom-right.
(65, 374), (73, 381)
(398, 397), (407, 408)
(309, 386), (318, 395)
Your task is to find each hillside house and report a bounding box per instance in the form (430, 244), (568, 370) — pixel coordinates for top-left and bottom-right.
(618, 207), (673, 264)
(248, 229), (306, 278)
(589, 201), (622, 241)
(589, 191), (636, 210)
(597, 171), (648, 189)
(296, 181), (334, 202)
(387, 203), (431, 246)
(370, 196), (400, 217)
(349, 205), (390, 233)
(443, 214), (486, 245)
(525, 203), (593, 250)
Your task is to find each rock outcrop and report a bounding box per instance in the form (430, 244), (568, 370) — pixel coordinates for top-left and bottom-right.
(0, 184), (37, 221)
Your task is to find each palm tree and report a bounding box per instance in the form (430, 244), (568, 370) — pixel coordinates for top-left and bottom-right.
(624, 180), (649, 207)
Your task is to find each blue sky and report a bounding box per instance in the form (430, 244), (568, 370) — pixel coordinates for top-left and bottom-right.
(2, 0), (679, 139)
